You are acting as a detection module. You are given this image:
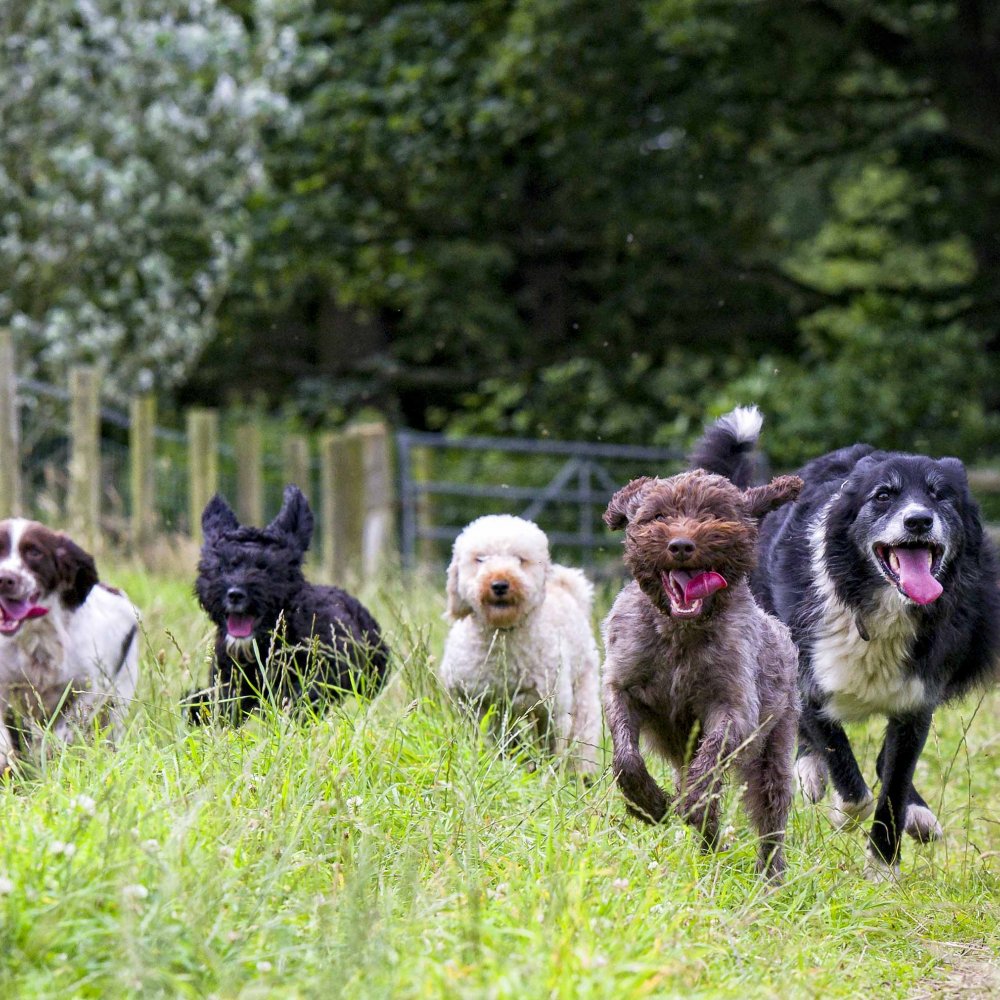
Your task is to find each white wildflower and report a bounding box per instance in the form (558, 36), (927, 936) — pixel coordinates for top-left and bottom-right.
(71, 794), (96, 816)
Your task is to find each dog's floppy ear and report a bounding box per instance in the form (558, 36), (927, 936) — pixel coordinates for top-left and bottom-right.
(938, 456), (969, 486)
(202, 494), (240, 540)
(743, 475), (803, 519)
(604, 477), (656, 530)
(445, 553), (471, 620)
(269, 484), (315, 551)
(55, 537), (99, 609)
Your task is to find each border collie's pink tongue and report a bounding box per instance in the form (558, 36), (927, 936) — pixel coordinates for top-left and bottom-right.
(226, 614), (255, 638)
(892, 548), (943, 605)
(683, 571), (728, 603)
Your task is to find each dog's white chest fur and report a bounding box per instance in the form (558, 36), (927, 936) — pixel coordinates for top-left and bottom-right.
(809, 512), (924, 722)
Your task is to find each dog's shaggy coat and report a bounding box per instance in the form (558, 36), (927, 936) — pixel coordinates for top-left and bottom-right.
(188, 485), (389, 722)
(439, 514), (602, 774)
(602, 413), (802, 879)
(700, 415), (1000, 877)
(0, 518), (139, 769)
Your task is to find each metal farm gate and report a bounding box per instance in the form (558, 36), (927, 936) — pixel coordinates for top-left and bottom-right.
(396, 430), (684, 569)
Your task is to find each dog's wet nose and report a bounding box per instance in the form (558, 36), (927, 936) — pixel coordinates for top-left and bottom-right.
(903, 509), (934, 534)
(667, 537), (696, 560)
(0, 571), (20, 595)
(226, 586), (248, 608)
(490, 580), (510, 597)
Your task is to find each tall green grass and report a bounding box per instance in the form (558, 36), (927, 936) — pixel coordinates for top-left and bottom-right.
(0, 564), (998, 998)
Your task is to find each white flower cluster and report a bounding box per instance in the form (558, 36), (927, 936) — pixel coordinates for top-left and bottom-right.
(0, 0), (295, 399)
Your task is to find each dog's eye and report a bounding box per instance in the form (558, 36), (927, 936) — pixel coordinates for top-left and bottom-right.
(474, 556), (485, 563)
(873, 489), (893, 504)
(22, 544), (42, 559)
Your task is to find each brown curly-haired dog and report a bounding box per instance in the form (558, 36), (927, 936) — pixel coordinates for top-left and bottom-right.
(601, 408), (803, 879)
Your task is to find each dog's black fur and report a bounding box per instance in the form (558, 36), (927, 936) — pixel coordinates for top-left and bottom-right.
(186, 485), (389, 723)
(697, 420), (1000, 874)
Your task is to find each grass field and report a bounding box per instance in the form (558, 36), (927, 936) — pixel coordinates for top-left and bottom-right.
(1, 560), (999, 998)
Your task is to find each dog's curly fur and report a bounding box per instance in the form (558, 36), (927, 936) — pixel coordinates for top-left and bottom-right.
(439, 514), (602, 775)
(601, 410), (803, 879)
(186, 485), (389, 723)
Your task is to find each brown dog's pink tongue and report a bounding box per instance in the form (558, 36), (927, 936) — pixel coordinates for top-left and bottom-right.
(893, 548), (943, 605)
(684, 571), (728, 603)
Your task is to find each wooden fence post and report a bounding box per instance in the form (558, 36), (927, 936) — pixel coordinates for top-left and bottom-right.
(129, 393), (157, 548)
(234, 421), (264, 526)
(68, 365), (101, 551)
(282, 434), (311, 500)
(0, 331), (21, 516)
(187, 407), (219, 542)
(353, 422), (395, 575)
(319, 430), (364, 583)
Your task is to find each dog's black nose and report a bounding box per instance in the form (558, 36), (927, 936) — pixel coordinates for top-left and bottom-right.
(491, 580), (510, 597)
(667, 537), (696, 560)
(0, 571), (20, 595)
(226, 586), (248, 607)
(903, 510), (934, 534)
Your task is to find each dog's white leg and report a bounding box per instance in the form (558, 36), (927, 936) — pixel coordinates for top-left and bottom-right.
(863, 854), (901, 884)
(828, 787), (875, 830)
(0, 719), (15, 774)
(794, 754), (829, 803)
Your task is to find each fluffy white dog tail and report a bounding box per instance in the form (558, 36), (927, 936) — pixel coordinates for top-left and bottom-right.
(549, 565), (595, 614)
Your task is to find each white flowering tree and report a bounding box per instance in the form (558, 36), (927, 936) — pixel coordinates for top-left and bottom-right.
(0, 0), (294, 398)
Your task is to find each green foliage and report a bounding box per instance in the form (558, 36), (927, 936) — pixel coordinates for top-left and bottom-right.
(9, 0), (1000, 459)
(721, 158), (999, 463)
(0, 0), (289, 399)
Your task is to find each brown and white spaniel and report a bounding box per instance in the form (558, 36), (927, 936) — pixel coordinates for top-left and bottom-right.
(0, 518), (140, 771)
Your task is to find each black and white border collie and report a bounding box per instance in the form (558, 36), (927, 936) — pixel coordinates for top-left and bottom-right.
(0, 518), (140, 770)
(692, 408), (1000, 879)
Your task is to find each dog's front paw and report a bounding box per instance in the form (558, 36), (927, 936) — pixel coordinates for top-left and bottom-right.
(617, 768), (670, 824)
(829, 789), (874, 830)
(679, 793), (720, 849)
(794, 755), (828, 803)
(905, 803), (943, 843)
(863, 854), (901, 884)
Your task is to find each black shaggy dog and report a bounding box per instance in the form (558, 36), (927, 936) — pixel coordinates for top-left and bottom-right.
(694, 409), (1000, 879)
(187, 485), (389, 723)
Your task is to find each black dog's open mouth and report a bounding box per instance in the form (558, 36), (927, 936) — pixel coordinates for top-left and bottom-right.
(660, 569), (727, 619)
(872, 544), (944, 605)
(226, 613), (256, 639)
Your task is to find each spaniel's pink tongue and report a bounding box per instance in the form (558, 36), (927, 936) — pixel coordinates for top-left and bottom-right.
(0, 598), (48, 622)
(892, 547), (943, 605)
(684, 571), (728, 603)
(226, 614), (255, 638)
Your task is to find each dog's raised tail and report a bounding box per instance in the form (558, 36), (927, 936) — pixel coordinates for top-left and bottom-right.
(549, 565), (595, 615)
(689, 405), (763, 488)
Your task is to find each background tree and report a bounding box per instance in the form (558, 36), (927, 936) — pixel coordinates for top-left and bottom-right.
(0, 0), (289, 399)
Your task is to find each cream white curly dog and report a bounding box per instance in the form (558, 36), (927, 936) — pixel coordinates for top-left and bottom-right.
(440, 514), (602, 774)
